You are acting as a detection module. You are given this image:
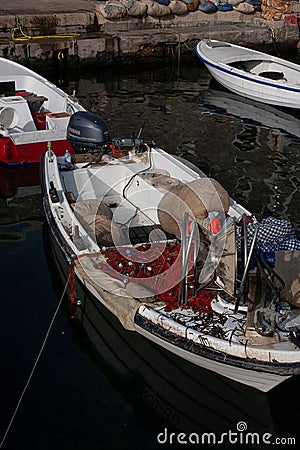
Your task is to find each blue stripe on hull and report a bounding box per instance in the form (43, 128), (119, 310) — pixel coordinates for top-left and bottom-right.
(195, 49), (300, 94)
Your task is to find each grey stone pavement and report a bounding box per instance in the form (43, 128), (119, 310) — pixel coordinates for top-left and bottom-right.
(0, 0), (98, 15)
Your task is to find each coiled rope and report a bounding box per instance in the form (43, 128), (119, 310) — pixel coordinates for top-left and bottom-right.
(11, 16), (80, 42)
(0, 273), (71, 449)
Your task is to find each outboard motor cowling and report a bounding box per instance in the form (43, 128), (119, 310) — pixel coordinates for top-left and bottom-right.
(67, 111), (110, 153)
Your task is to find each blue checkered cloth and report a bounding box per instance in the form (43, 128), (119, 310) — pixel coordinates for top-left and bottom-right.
(237, 216), (300, 252)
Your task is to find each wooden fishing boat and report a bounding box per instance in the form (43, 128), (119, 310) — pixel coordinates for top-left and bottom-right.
(44, 226), (276, 437)
(0, 57), (84, 165)
(41, 111), (300, 392)
(195, 40), (300, 110)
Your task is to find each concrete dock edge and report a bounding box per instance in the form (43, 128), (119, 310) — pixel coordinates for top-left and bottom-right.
(0, 1), (299, 66)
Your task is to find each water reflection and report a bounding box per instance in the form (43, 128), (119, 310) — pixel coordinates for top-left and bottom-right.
(197, 82), (300, 141)
(0, 164), (40, 201)
(195, 82), (300, 227)
(232, 125), (262, 153)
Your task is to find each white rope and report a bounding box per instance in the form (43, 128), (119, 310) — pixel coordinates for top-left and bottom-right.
(175, 33), (197, 52)
(0, 274), (71, 449)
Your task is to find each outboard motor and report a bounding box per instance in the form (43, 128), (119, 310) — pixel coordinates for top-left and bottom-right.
(67, 111), (110, 153)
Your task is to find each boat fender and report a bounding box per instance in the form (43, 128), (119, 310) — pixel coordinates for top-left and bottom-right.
(49, 181), (59, 203)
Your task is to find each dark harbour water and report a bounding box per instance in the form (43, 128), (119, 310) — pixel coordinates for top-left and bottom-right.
(1, 56), (300, 450)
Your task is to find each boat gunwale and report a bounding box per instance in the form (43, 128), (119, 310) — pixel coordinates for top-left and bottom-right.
(134, 312), (300, 376)
(41, 154), (74, 260)
(199, 39), (300, 70)
(136, 304), (300, 364)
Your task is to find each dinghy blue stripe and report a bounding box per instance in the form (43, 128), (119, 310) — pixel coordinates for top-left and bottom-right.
(196, 51), (300, 94)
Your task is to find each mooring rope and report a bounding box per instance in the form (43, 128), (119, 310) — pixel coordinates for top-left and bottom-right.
(176, 33), (198, 52)
(0, 274), (71, 449)
(268, 26), (281, 57)
(11, 16), (80, 42)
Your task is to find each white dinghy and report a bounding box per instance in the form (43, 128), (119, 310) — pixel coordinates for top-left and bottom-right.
(41, 111), (300, 392)
(0, 56), (84, 165)
(195, 40), (300, 110)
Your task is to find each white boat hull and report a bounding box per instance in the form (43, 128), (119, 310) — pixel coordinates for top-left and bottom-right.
(196, 40), (300, 109)
(197, 88), (300, 139)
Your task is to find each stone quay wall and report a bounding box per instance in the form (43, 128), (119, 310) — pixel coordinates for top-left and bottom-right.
(0, 1), (299, 67)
